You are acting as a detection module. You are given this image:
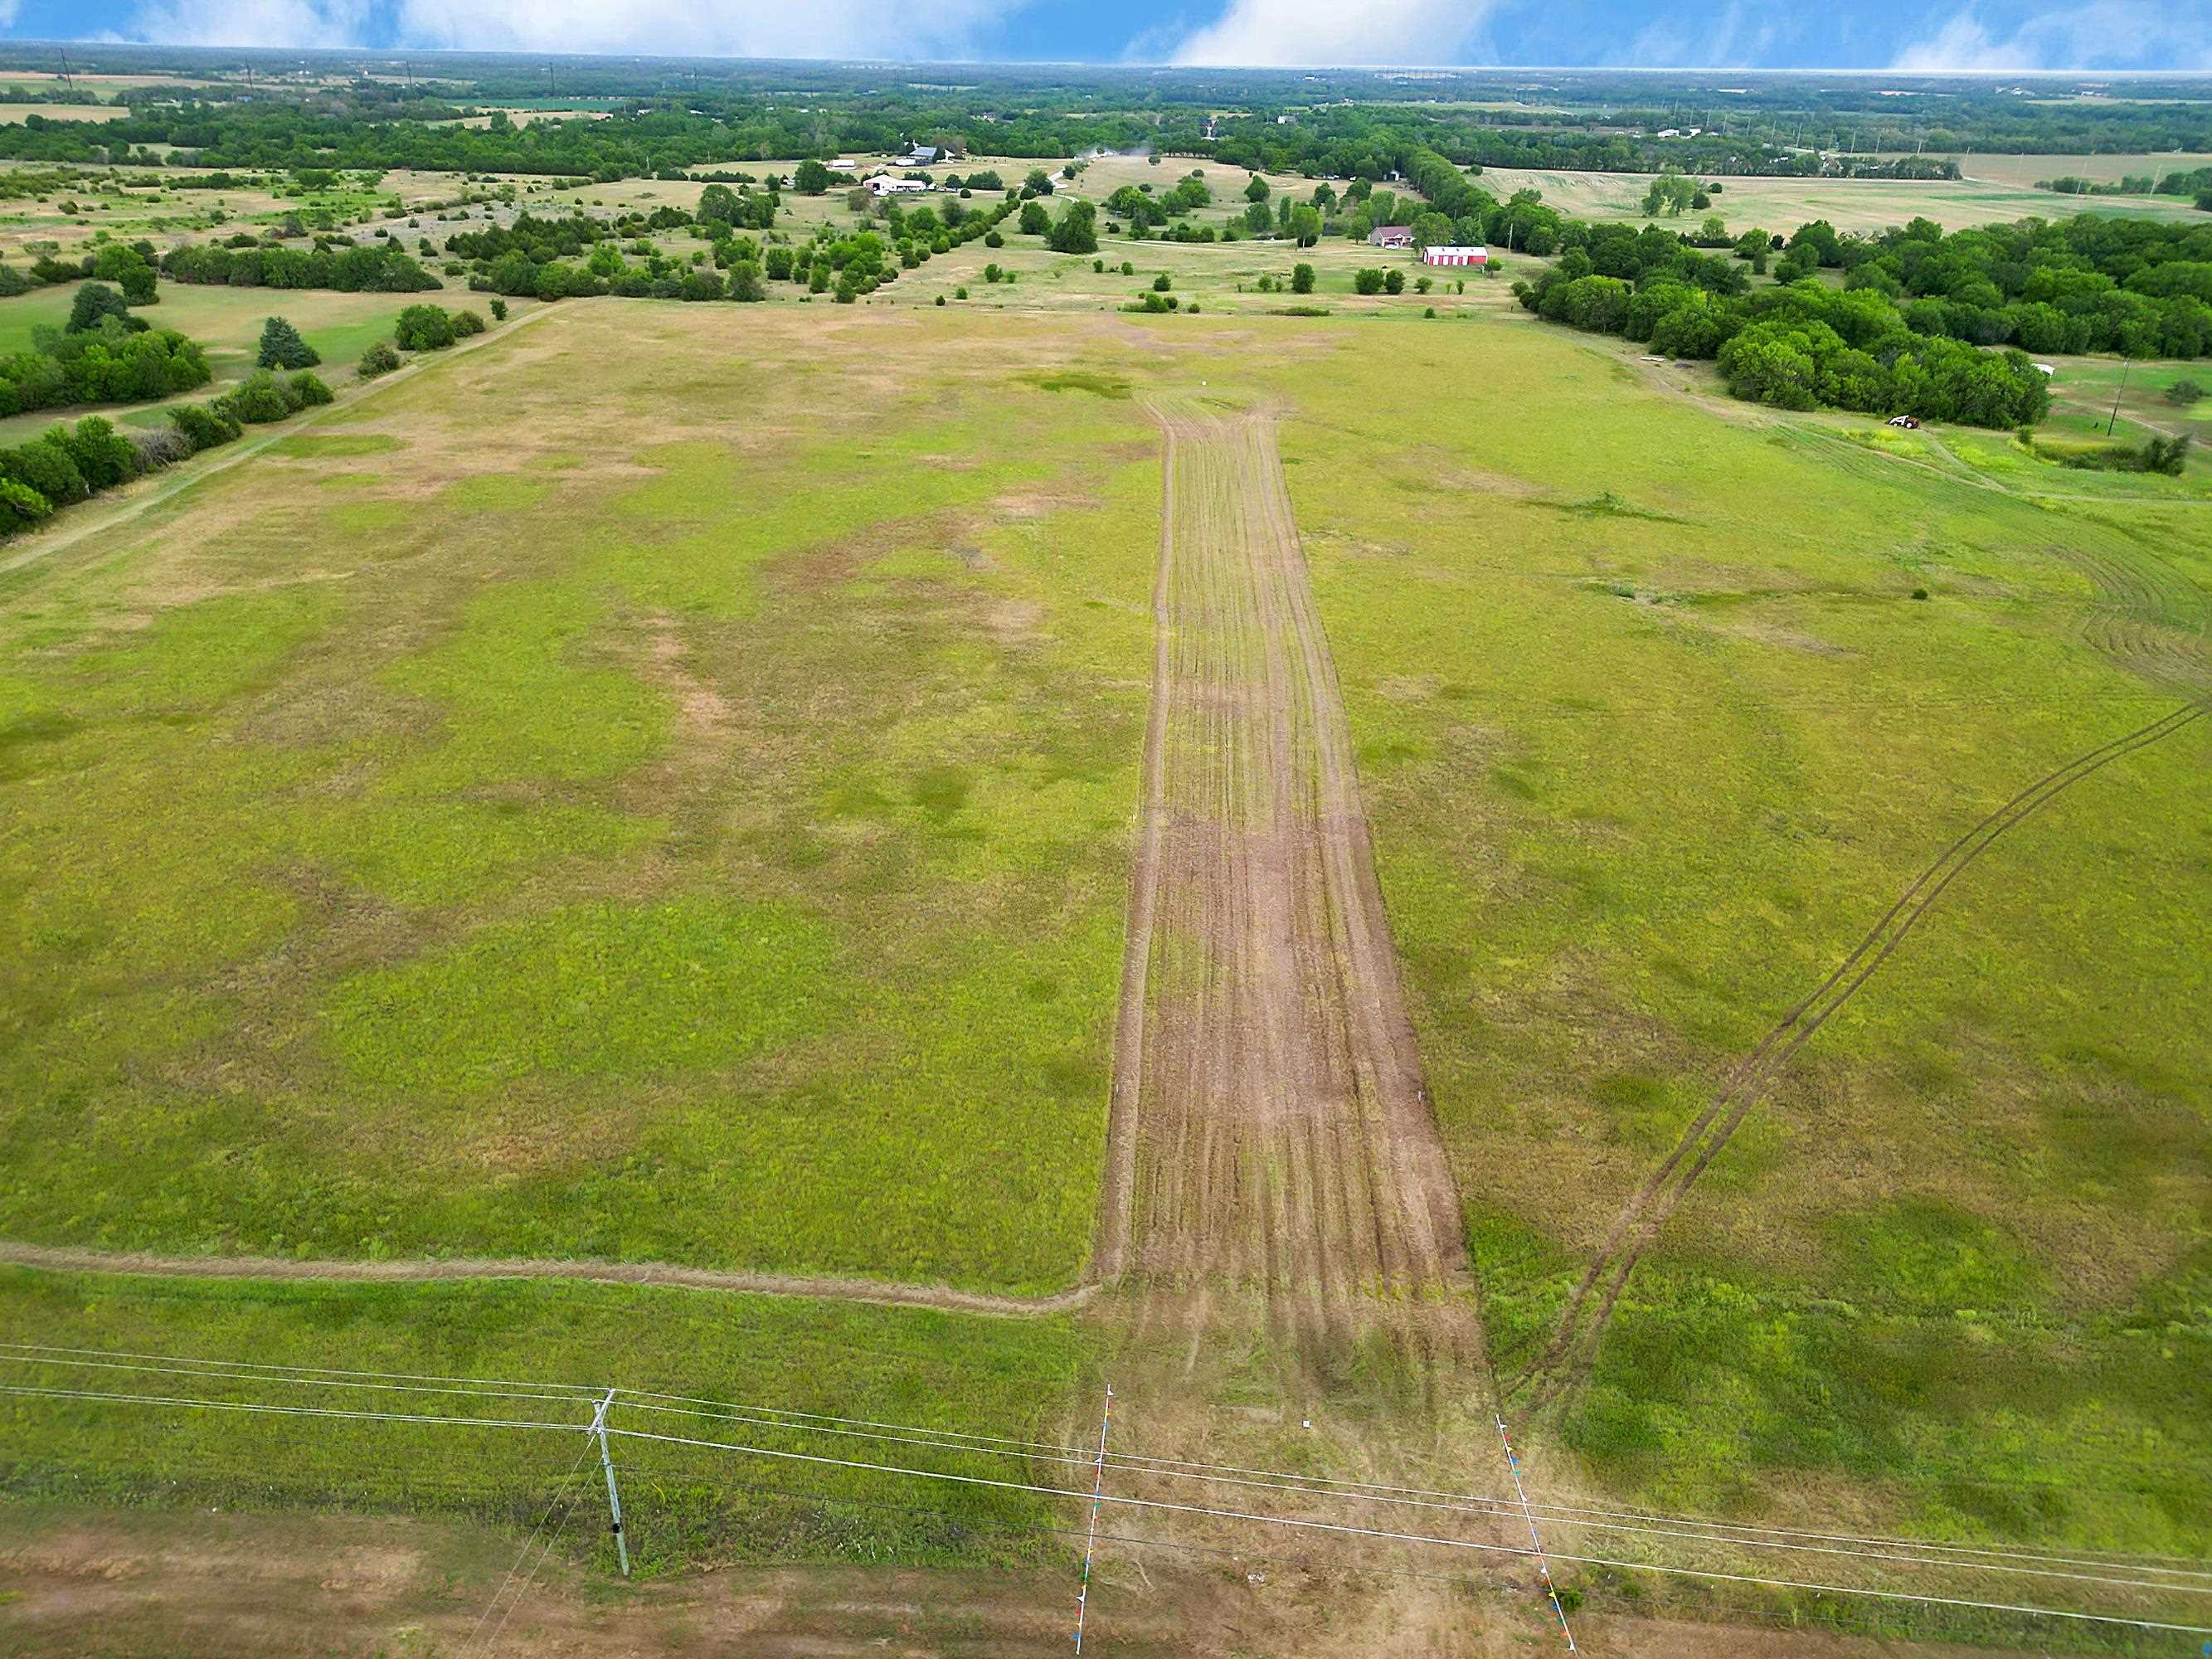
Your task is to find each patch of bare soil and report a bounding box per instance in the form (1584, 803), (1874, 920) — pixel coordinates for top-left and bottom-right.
(0, 1506), (2049, 1659)
(1094, 397), (1473, 1369)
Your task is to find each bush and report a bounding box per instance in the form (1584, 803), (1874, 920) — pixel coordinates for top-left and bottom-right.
(984, 230), (1004, 248)
(256, 315), (320, 370)
(1291, 264), (1315, 294)
(450, 308), (487, 337)
(2166, 378), (2205, 406)
(357, 339), (401, 378)
(393, 304), (456, 351)
(0, 474), (51, 530)
(935, 294), (946, 306)
(288, 370), (333, 407)
(168, 401), (241, 452)
(1384, 269), (1405, 294)
(217, 369), (295, 425)
(57, 416), (140, 489)
(489, 299), (508, 321)
(1354, 268), (1384, 295)
(131, 425), (194, 470)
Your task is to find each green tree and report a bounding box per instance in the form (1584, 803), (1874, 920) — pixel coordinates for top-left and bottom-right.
(1244, 201), (1272, 235)
(794, 159), (831, 195)
(66, 282), (131, 334)
(1048, 200), (1100, 255)
(255, 315), (320, 370)
(1641, 171), (1699, 216)
(1244, 174), (1270, 202)
(1019, 199), (1051, 236)
(1291, 264), (1315, 294)
(1023, 168), (1054, 197)
(698, 183), (741, 225)
(1288, 205), (1322, 246)
(394, 304), (456, 351)
(1384, 269), (1405, 294)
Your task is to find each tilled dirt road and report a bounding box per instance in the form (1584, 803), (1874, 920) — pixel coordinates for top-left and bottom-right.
(1096, 397), (1471, 1357)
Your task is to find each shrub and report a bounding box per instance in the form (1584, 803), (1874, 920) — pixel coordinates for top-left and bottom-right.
(218, 369), (295, 425)
(1152, 273), (1170, 292)
(393, 304), (456, 351)
(1291, 263), (1315, 294)
(131, 425), (194, 470)
(0, 475), (51, 529)
(288, 370), (333, 407)
(1912, 586), (1930, 600)
(935, 294), (946, 306)
(489, 299), (508, 320)
(955, 286), (968, 299)
(57, 416), (140, 489)
(2166, 378), (2205, 406)
(168, 401), (241, 452)
(1354, 268), (1384, 295)
(357, 339), (401, 378)
(256, 315), (320, 369)
(1384, 269), (1405, 294)
(0, 433), (88, 506)
(984, 231), (1004, 248)
(450, 308), (487, 337)
(1121, 260), (1134, 275)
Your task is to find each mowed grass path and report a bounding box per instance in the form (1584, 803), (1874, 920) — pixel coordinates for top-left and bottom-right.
(1237, 317), (2210, 1551)
(0, 301), (1160, 1293)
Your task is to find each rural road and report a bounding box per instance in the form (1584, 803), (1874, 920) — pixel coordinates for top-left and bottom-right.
(1094, 396), (1471, 1355)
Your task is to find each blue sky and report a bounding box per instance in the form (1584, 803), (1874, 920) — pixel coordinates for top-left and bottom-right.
(0, 0), (2205, 72)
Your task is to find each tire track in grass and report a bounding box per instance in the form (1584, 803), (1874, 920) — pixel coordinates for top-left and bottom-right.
(1519, 699), (2210, 1407)
(1096, 396), (1473, 1363)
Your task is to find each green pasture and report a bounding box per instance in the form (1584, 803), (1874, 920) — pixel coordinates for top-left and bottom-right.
(0, 301), (1157, 1294)
(1216, 316), (2212, 1554)
(0, 1267), (1091, 1572)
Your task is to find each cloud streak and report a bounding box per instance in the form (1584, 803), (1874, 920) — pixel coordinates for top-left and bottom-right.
(1892, 3), (2212, 71)
(120, 0), (1018, 56)
(1168, 0), (1499, 66)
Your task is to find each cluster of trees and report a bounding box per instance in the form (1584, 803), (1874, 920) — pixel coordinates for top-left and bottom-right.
(0, 367), (329, 537)
(1769, 212), (2212, 359)
(0, 285), (211, 418)
(159, 241), (440, 294)
(22, 240), (162, 303)
(1515, 223), (2052, 428)
(392, 304), (489, 351)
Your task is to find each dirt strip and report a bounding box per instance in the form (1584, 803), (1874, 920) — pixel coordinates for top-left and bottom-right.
(0, 1242), (1093, 1319)
(1096, 397), (1469, 1352)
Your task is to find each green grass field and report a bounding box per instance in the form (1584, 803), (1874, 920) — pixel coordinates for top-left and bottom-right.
(0, 302), (1160, 1295)
(2, 273), (2207, 1637)
(1227, 318), (2212, 1554)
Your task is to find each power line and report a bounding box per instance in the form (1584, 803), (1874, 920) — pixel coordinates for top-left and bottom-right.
(9, 1346), (2205, 1589)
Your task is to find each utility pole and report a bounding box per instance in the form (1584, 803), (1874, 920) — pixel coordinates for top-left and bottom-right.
(1072, 1384), (1113, 1654)
(2107, 359), (2131, 436)
(1497, 1414), (1577, 1652)
(591, 1389), (631, 1578)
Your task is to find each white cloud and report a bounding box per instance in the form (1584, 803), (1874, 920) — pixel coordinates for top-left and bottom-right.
(392, 0), (1009, 58)
(122, 0), (1019, 57)
(1167, 0), (1498, 66)
(1619, 0), (1787, 68)
(1893, 4), (2212, 71)
(127, 0), (373, 48)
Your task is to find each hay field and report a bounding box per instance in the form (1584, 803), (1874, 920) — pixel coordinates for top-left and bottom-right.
(1472, 163), (2209, 232)
(2, 285), (2207, 1614)
(0, 300), (1167, 1296)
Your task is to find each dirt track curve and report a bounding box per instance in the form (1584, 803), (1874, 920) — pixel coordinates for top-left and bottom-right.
(1093, 397), (1470, 1354)
(1519, 698), (2210, 1405)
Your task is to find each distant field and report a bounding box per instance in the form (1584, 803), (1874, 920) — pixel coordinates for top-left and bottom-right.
(0, 103), (127, 124)
(0, 284), (453, 445)
(1934, 151), (2212, 189)
(0, 300), (1158, 1296)
(1473, 163), (2209, 233)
